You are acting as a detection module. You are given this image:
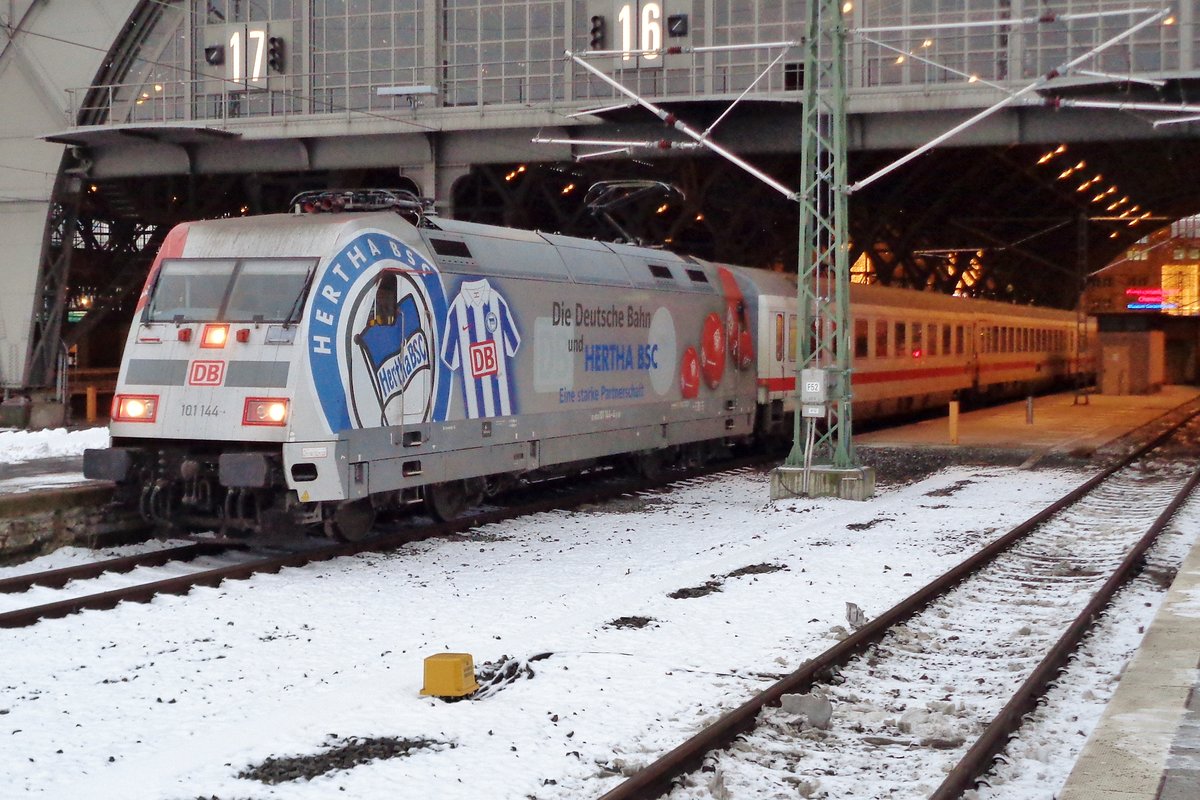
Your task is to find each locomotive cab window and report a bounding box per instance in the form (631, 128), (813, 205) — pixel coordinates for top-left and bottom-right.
(225, 258), (316, 322)
(146, 259), (235, 322)
(146, 257), (316, 323)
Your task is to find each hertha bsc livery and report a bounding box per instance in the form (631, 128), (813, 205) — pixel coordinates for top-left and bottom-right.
(440, 278), (522, 419)
(355, 294), (432, 426)
(307, 230), (451, 432)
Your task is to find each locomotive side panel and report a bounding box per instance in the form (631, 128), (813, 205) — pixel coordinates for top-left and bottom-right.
(281, 217), (760, 505)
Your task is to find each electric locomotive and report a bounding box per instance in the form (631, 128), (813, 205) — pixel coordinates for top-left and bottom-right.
(84, 190), (787, 539)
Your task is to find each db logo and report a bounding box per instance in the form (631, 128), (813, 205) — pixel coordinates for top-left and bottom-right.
(188, 360), (225, 386)
(469, 340), (498, 378)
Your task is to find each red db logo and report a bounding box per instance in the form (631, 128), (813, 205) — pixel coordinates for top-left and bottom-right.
(469, 340), (498, 378)
(188, 360), (225, 386)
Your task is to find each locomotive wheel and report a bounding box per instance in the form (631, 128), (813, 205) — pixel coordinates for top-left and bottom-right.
(326, 498), (377, 542)
(426, 479), (481, 522)
(634, 448), (670, 480)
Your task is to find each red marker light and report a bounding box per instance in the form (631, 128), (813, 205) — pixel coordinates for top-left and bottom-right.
(177, 328), (192, 342)
(912, 348), (922, 359)
(236, 328), (251, 343)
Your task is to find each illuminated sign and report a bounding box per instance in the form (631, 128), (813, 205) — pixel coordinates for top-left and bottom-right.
(619, 2), (662, 62)
(1125, 287), (1179, 311)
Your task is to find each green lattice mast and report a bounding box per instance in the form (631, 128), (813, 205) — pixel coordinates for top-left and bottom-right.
(784, 0), (857, 471)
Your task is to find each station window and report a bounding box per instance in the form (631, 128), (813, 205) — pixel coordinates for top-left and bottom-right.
(894, 321), (907, 357)
(875, 319), (888, 359)
(854, 319), (869, 359)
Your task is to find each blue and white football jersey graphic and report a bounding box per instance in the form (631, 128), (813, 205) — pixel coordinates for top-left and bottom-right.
(440, 279), (521, 418)
(355, 294), (431, 425)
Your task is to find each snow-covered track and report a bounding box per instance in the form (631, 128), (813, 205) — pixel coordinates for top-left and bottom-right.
(0, 541), (233, 595)
(0, 454), (772, 629)
(603, 411), (1200, 800)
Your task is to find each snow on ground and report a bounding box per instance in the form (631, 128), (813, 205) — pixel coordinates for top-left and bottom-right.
(3, 459), (1178, 799)
(0, 427), (109, 464)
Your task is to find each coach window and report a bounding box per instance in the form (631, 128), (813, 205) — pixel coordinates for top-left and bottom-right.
(941, 324), (951, 355)
(911, 323), (923, 356)
(894, 321), (907, 357)
(775, 313), (784, 362)
(788, 315), (798, 363)
(875, 320), (888, 359)
(955, 325), (964, 355)
(927, 324), (938, 356)
(854, 319), (869, 359)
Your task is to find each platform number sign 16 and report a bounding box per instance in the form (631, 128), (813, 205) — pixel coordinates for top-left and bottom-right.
(618, 2), (662, 62)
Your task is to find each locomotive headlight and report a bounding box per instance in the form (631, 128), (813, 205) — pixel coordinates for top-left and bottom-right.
(201, 323), (229, 348)
(113, 394), (158, 422)
(243, 397), (289, 426)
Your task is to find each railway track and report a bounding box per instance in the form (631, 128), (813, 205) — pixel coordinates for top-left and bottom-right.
(601, 410), (1200, 799)
(0, 453), (774, 629)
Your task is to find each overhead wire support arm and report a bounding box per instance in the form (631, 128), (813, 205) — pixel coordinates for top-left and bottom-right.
(566, 50), (799, 201)
(703, 45), (795, 138)
(854, 7), (1161, 34)
(847, 7), (1173, 194)
(572, 40), (801, 59)
(531, 136), (701, 151)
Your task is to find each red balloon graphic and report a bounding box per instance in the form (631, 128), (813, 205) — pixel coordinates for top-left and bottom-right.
(680, 346), (700, 399)
(700, 312), (725, 389)
(737, 328), (754, 370)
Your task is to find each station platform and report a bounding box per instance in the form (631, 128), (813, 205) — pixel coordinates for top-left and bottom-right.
(1058, 535), (1200, 800)
(854, 385), (1200, 455)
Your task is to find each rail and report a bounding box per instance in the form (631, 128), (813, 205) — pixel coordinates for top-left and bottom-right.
(599, 405), (1200, 799)
(0, 451), (777, 629)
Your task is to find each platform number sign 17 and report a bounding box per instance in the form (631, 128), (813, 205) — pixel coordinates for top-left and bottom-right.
(213, 26), (283, 88)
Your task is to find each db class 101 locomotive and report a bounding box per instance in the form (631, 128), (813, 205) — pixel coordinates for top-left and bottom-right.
(84, 190), (1088, 540)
